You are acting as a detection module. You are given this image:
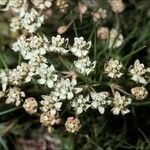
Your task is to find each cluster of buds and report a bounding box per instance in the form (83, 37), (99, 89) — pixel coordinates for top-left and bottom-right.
(65, 117), (81, 133)
(109, 0), (125, 13)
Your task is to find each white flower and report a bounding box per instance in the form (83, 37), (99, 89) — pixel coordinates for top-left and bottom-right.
(12, 35), (49, 68)
(36, 64), (58, 88)
(108, 29), (123, 48)
(71, 95), (90, 115)
(8, 0), (24, 8)
(56, 0), (69, 12)
(40, 94), (62, 116)
(6, 87), (25, 106)
(52, 78), (82, 100)
(104, 59), (123, 78)
(111, 91), (131, 115)
(8, 63), (30, 86)
(70, 37), (91, 58)
(10, 17), (21, 32)
(92, 8), (107, 22)
(12, 35), (31, 59)
(20, 8), (44, 33)
(90, 92), (110, 114)
(31, 0), (52, 10)
(74, 56), (96, 75)
(0, 70), (8, 92)
(49, 35), (69, 54)
(129, 59), (149, 84)
(131, 86), (148, 100)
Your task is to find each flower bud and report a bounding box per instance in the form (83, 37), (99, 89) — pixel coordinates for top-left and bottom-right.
(131, 87), (148, 100)
(57, 26), (68, 34)
(97, 27), (109, 39)
(23, 97), (38, 114)
(65, 117), (81, 133)
(109, 0), (125, 13)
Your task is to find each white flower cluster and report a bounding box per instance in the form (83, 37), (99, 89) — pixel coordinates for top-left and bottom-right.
(104, 59), (123, 79)
(71, 91), (131, 116)
(6, 87), (25, 106)
(31, 0), (52, 10)
(0, 31), (149, 132)
(111, 91), (131, 115)
(129, 59), (150, 84)
(10, 8), (44, 33)
(71, 37), (96, 75)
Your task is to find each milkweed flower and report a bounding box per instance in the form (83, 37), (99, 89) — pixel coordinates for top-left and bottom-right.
(111, 91), (131, 115)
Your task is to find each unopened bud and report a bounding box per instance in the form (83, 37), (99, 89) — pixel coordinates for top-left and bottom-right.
(57, 25), (68, 34)
(97, 27), (109, 39)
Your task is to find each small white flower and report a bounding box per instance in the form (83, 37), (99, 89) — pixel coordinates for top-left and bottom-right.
(104, 59), (123, 79)
(70, 37), (91, 58)
(20, 8), (44, 33)
(111, 91), (131, 115)
(10, 17), (21, 32)
(90, 92), (110, 114)
(49, 35), (69, 54)
(36, 64), (58, 88)
(31, 0), (52, 10)
(92, 8), (107, 22)
(71, 95), (90, 115)
(129, 59), (149, 84)
(6, 87), (25, 106)
(74, 56), (96, 75)
(8, 63), (30, 86)
(52, 78), (82, 100)
(131, 86), (148, 100)
(40, 94), (62, 115)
